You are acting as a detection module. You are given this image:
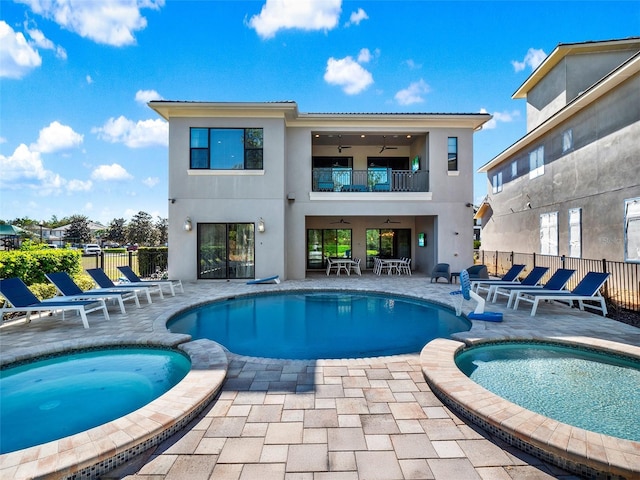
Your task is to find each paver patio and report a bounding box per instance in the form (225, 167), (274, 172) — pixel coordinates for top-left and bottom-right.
(1, 273), (638, 479)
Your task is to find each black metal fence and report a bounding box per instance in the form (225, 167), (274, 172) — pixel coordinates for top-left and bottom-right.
(81, 250), (168, 281)
(476, 250), (640, 312)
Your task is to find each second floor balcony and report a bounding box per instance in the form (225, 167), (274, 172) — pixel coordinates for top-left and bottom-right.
(312, 168), (429, 193)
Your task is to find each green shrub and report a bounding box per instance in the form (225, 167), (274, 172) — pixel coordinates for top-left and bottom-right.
(0, 250), (83, 285)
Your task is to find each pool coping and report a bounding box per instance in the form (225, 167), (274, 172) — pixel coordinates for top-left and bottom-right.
(420, 336), (640, 480)
(0, 337), (228, 480)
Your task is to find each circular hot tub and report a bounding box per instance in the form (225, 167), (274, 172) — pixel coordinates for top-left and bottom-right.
(421, 337), (640, 480)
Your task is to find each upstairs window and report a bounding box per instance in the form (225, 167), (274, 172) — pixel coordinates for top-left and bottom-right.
(529, 146), (544, 179)
(447, 137), (458, 171)
(562, 129), (573, 153)
(190, 128), (263, 170)
(492, 171), (503, 194)
(568, 208), (582, 258)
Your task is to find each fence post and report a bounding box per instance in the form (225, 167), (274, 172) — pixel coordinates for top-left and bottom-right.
(510, 251), (514, 266)
(99, 252), (104, 270)
(532, 252), (536, 266)
(602, 258), (610, 299)
(128, 251), (133, 269)
(561, 255), (565, 269)
(495, 251), (498, 276)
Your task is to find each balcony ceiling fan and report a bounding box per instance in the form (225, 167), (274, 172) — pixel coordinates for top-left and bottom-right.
(379, 136), (398, 154)
(331, 218), (351, 224)
(337, 135), (352, 153)
(382, 218), (400, 224)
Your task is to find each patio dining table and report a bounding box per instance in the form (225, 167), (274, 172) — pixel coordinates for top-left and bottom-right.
(377, 258), (408, 275)
(327, 258), (359, 276)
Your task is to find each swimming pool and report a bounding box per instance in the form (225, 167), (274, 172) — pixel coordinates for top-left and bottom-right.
(0, 347), (191, 454)
(168, 291), (470, 359)
(455, 341), (640, 442)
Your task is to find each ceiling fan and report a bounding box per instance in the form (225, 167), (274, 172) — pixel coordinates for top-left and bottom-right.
(331, 218), (351, 224)
(338, 135), (352, 153)
(382, 218), (400, 224)
(379, 136), (398, 154)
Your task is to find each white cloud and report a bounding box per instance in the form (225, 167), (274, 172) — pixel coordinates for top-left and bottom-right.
(0, 136), (6, 144)
(24, 24), (67, 59)
(31, 121), (83, 153)
(0, 143), (85, 195)
(93, 116), (168, 148)
(479, 108), (520, 129)
(142, 176), (159, 187)
(394, 79), (430, 105)
(405, 59), (421, 70)
(86, 74), (93, 84)
(357, 48), (371, 63)
(67, 179), (93, 191)
(345, 8), (368, 26)
(324, 56), (373, 95)
(135, 89), (163, 105)
(0, 21), (42, 78)
(248, 0), (341, 39)
(512, 48), (547, 72)
(17, 0), (165, 46)
(91, 163), (133, 181)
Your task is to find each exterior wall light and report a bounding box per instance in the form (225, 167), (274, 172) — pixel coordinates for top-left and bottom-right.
(258, 218), (265, 233)
(183, 217), (193, 232)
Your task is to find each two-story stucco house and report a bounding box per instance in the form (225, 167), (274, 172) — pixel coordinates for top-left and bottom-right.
(149, 101), (490, 281)
(476, 38), (640, 263)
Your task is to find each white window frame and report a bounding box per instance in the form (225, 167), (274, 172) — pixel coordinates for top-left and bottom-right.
(562, 129), (573, 153)
(624, 197), (640, 263)
(529, 146), (544, 179)
(511, 161), (517, 179)
(540, 211), (558, 256)
(492, 171), (503, 194)
(568, 208), (582, 258)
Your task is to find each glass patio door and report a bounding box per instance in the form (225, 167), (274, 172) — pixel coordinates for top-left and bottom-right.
(307, 228), (352, 269)
(198, 223), (255, 279)
(366, 229), (411, 268)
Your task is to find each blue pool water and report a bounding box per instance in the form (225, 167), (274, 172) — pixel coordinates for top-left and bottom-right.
(0, 347), (191, 454)
(455, 342), (640, 442)
(167, 291), (470, 359)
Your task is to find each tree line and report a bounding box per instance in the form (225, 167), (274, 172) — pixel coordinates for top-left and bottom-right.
(1, 211), (168, 247)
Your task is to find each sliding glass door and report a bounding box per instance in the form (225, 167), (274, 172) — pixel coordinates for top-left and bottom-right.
(198, 223), (255, 279)
(365, 229), (411, 268)
(307, 228), (352, 269)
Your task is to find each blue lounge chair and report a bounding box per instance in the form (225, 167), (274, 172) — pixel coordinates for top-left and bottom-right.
(117, 266), (183, 296)
(513, 271), (610, 316)
(45, 272), (141, 314)
(487, 266), (549, 302)
(471, 264), (526, 294)
(501, 268), (576, 308)
(86, 268), (157, 303)
(0, 277), (109, 329)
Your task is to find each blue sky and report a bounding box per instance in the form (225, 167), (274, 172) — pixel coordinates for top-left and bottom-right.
(1, 0), (638, 225)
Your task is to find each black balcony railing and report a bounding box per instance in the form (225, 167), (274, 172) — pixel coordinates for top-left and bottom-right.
(312, 168), (429, 193)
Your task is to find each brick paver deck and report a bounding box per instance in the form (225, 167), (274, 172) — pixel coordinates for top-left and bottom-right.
(2, 273), (638, 479)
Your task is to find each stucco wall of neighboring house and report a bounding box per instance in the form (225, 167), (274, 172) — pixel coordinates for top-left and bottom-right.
(167, 116), (288, 281)
(480, 74), (640, 261)
(525, 49), (639, 131)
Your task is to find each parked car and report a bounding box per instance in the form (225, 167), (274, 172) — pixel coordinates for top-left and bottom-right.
(83, 244), (102, 255)
(126, 244), (139, 251)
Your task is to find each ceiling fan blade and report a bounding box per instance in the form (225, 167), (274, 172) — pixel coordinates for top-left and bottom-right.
(331, 219), (351, 224)
(383, 218), (400, 224)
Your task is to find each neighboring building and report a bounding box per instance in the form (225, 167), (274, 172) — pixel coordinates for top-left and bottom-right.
(49, 221), (108, 247)
(149, 101), (490, 281)
(477, 38), (640, 263)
